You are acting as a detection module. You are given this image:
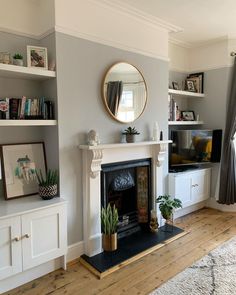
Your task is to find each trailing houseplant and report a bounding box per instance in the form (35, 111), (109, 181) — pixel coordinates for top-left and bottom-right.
(101, 203), (119, 251)
(36, 169), (58, 200)
(13, 53), (23, 66)
(156, 194), (182, 221)
(122, 126), (140, 143)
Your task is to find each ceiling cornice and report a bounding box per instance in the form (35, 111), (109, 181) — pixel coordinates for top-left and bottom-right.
(89, 0), (182, 33)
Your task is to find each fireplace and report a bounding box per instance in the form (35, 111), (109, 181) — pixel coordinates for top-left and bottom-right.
(101, 158), (152, 239)
(79, 141), (170, 257)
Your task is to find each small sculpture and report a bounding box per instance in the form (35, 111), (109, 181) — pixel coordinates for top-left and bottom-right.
(87, 130), (100, 146)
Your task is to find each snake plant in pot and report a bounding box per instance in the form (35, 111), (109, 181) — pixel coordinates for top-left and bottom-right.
(36, 169), (58, 200)
(101, 204), (119, 251)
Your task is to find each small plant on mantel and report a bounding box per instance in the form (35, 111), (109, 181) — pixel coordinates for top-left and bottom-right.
(122, 126), (140, 143)
(156, 194), (182, 221)
(13, 53), (23, 66)
(101, 203), (119, 251)
(36, 169), (58, 200)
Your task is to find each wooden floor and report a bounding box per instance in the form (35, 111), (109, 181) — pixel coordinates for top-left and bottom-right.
(5, 208), (236, 295)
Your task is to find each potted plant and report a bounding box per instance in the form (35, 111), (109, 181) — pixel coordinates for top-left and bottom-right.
(101, 203), (119, 251)
(13, 53), (23, 66)
(36, 169), (58, 200)
(122, 126), (140, 143)
(156, 194), (182, 222)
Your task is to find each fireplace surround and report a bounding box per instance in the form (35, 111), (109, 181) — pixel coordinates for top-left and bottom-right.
(80, 141), (170, 257)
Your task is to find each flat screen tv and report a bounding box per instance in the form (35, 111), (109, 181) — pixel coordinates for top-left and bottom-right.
(169, 129), (222, 170)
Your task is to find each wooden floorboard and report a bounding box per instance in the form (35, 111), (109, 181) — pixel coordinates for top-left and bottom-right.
(5, 208), (236, 295)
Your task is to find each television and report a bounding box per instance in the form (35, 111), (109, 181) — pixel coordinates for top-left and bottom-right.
(169, 129), (222, 171)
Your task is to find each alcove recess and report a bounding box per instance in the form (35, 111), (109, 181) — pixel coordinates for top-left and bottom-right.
(0, 31), (59, 199)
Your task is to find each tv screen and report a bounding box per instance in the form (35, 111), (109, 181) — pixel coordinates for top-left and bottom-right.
(170, 129), (215, 167)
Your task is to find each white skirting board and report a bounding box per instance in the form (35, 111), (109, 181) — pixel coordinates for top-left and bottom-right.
(0, 241), (85, 294)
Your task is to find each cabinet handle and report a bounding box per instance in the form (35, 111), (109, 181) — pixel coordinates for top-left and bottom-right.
(14, 237), (20, 242)
(24, 234), (30, 239)
(195, 184), (199, 187)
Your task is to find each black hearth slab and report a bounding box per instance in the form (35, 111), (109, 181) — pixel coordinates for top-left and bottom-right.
(81, 225), (185, 275)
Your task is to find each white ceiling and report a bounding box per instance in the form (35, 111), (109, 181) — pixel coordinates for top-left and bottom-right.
(117, 0), (236, 46)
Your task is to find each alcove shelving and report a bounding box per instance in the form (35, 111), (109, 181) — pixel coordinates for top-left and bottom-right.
(0, 63), (57, 126)
(168, 88), (205, 126)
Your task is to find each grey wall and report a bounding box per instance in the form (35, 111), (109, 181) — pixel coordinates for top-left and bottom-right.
(56, 32), (169, 244)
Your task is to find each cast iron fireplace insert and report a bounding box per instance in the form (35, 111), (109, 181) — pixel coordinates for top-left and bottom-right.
(101, 158), (152, 239)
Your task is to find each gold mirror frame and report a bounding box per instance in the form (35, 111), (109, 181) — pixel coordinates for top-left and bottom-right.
(102, 62), (148, 123)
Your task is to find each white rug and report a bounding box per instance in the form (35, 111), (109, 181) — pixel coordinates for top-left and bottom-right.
(150, 236), (236, 295)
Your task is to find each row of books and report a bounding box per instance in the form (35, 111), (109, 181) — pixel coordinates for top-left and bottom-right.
(168, 95), (181, 121)
(0, 97), (54, 120)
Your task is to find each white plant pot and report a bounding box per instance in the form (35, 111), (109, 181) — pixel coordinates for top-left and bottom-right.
(13, 59), (23, 66)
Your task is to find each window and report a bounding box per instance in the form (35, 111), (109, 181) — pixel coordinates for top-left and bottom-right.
(117, 90), (134, 121)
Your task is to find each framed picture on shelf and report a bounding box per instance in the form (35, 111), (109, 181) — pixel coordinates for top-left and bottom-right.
(27, 46), (48, 69)
(181, 110), (195, 121)
(186, 80), (196, 92)
(172, 81), (179, 90)
(1, 142), (47, 200)
(187, 72), (204, 93)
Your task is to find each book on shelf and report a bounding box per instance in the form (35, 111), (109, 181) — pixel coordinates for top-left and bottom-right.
(0, 98), (9, 119)
(0, 96), (54, 120)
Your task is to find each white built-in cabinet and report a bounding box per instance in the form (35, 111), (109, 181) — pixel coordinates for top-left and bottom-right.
(169, 168), (211, 208)
(0, 197), (67, 281)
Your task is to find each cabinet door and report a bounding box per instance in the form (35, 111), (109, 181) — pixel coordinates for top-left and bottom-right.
(21, 205), (67, 270)
(169, 175), (192, 208)
(191, 170), (210, 203)
(0, 216), (22, 280)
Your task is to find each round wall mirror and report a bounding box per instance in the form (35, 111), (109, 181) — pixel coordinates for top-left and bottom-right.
(102, 62), (147, 123)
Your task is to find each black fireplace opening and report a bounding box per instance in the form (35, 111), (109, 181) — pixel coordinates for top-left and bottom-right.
(101, 158), (152, 239)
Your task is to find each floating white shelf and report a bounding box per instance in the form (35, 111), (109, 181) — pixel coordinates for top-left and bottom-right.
(0, 120), (57, 126)
(0, 63), (56, 80)
(168, 121), (204, 126)
(168, 89), (205, 98)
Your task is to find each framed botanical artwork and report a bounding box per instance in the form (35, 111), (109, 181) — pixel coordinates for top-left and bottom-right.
(181, 111), (195, 121)
(27, 46), (48, 69)
(1, 142), (47, 200)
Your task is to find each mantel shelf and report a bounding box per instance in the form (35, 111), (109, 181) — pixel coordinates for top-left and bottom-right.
(79, 140), (172, 150)
(168, 89), (205, 98)
(168, 121), (204, 126)
(0, 63), (56, 80)
(0, 120), (57, 126)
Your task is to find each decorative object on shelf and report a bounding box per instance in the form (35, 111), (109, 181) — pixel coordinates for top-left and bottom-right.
(181, 110), (195, 121)
(102, 62), (147, 123)
(13, 53), (23, 66)
(186, 72), (204, 93)
(160, 131), (163, 140)
(149, 209), (159, 232)
(0, 52), (11, 64)
(0, 98), (9, 119)
(122, 126), (140, 143)
(172, 81), (179, 90)
(101, 203), (119, 251)
(27, 46), (48, 69)
(152, 121), (160, 141)
(36, 169), (58, 200)
(156, 195), (182, 231)
(1, 142), (46, 200)
(87, 129), (100, 146)
(185, 80), (196, 92)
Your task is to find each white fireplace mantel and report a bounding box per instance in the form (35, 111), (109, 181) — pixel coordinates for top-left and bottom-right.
(79, 140), (171, 257)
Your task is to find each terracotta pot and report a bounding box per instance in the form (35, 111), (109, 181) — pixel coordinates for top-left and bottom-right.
(102, 233), (117, 251)
(39, 184), (58, 200)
